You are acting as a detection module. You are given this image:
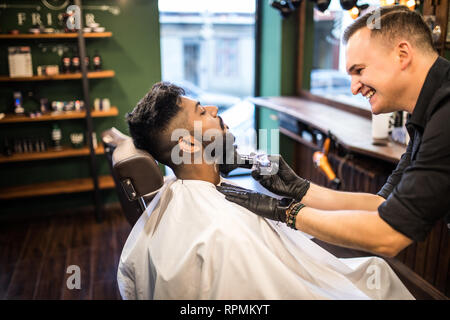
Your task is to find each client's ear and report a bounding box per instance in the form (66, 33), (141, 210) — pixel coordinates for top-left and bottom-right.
(178, 136), (201, 153)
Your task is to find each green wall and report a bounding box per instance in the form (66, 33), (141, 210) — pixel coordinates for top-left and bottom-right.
(1, 0), (312, 217)
(0, 0), (161, 217)
(257, 0), (300, 165)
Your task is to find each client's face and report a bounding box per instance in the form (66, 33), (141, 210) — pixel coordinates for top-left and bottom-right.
(178, 96), (238, 175)
(180, 96), (227, 134)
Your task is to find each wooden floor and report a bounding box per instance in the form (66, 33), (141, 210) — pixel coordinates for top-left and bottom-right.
(0, 207), (131, 300)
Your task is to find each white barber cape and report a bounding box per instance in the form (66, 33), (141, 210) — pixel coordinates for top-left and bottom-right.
(117, 177), (414, 300)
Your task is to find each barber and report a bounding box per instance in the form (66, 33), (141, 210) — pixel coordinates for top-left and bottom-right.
(217, 6), (450, 257)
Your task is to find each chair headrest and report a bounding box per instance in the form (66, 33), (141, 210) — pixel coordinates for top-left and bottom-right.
(112, 138), (164, 201)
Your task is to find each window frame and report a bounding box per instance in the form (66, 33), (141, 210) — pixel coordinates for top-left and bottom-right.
(295, 1), (372, 119)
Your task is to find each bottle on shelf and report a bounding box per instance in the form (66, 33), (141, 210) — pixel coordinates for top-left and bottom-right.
(93, 50), (102, 71)
(71, 48), (81, 73)
(61, 51), (71, 73)
(13, 91), (24, 114)
(40, 98), (49, 113)
(2, 138), (13, 156)
(91, 132), (98, 149)
(51, 123), (62, 150)
(14, 139), (23, 153)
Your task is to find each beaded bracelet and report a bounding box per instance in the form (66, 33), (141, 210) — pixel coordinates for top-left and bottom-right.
(286, 202), (305, 230)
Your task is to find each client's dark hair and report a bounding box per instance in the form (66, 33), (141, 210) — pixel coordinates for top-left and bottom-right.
(126, 81), (185, 165)
(343, 5), (436, 54)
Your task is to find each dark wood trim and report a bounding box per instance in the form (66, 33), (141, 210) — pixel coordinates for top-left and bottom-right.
(296, 0), (306, 94)
(423, 0), (449, 56)
(254, 0), (262, 97)
(0, 107), (118, 124)
(0, 70), (115, 82)
(300, 90), (372, 119)
(385, 256), (449, 300)
(0, 32), (112, 39)
(254, 0), (262, 146)
(0, 175), (115, 200)
(0, 145), (105, 163)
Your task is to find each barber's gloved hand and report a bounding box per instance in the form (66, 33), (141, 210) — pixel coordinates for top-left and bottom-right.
(253, 155), (310, 202)
(216, 183), (294, 222)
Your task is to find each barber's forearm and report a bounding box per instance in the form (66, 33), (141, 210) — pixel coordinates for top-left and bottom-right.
(295, 207), (412, 257)
(301, 183), (385, 211)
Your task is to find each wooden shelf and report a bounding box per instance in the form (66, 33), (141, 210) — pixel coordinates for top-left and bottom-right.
(0, 106), (118, 123)
(0, 70), (115, 82)
(0, 32), (112, 39)
(0, 175), (115, 200)
(0, 145), (104, 163)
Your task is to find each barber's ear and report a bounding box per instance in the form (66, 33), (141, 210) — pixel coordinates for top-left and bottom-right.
(178, 136), (201, 153)
(397, 41), (412, 70)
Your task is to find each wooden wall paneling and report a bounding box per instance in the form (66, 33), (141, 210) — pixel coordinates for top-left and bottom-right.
(404, 243), (417, 272)
(423, 220), (443, 285)
(414, 238), (429, 278)
(395, 247), (407, 263)
(435, 221), (450, 295)
(296, 0), (306, 93)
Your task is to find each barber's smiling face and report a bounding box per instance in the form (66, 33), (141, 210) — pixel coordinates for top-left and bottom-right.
(346, 27), (403, 114)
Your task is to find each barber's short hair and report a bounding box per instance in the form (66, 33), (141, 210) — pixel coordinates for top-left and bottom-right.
(343, 5), (436, 54)
(126, 81), (185, 165)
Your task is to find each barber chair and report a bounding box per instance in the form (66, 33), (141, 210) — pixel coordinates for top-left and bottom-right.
(102, 128), (164, 226)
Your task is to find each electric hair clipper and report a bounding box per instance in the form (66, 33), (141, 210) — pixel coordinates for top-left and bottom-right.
(237, 152), (279, 175)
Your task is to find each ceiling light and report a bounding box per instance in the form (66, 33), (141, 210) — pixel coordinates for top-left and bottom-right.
(314, 0), (331, 12)
(270, 0), (296, 18)
(340, 0), (357, 11)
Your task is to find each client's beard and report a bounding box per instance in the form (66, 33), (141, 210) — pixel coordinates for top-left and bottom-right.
(202, 131), (241, 177)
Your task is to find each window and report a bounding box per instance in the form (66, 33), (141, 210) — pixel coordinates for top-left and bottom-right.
(158, 0), (257, 175)
(310, 0), (380, 110)
(215, 38), (239, 78)
(183, 40), (200, 85)
(159, 0), (255, 107)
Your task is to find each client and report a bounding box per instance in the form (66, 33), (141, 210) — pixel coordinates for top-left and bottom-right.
(117, 82), (413, 300)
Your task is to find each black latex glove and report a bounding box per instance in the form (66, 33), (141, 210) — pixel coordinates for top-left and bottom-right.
(252, 155), (310, 202)
(216, 183), (294, 222)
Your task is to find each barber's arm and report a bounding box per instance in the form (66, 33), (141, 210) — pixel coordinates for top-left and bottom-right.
(254, 155), (385, 211)
(217, 183), (412, 257)
(294, 206), (412, 257)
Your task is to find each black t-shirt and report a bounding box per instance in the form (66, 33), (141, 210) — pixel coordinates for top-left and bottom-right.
(377, 56), (450, 242)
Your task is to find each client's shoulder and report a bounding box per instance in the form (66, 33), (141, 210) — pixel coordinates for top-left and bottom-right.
(166, 178), (257, 227)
